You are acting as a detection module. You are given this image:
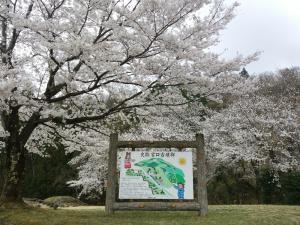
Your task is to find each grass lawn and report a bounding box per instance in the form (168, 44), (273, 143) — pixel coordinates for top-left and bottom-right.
(0, 205), (299, 225)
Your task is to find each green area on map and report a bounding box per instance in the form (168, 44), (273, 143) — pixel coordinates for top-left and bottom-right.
(125, 158), (185, 196)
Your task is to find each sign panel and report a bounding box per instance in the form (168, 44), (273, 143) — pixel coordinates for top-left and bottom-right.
(119, 151), (194, 199)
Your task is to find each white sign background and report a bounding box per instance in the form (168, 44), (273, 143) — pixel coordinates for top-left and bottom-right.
(119, 151), (194, 199)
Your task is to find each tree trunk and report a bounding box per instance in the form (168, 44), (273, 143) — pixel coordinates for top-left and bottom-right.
(0, 140), (26, 207)
(0, 106), (27, 208)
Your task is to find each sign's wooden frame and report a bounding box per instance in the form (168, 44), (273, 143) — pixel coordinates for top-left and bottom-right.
(105, 133), (208, 216)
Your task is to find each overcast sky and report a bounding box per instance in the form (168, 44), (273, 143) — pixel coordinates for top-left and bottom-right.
(213, 0), (300, 74)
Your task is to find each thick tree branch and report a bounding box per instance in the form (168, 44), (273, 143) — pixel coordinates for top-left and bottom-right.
(19, 111), (41, 145)
(62, 90), (143, 124)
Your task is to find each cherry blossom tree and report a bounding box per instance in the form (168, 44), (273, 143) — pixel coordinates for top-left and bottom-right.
(0, 0), (256, 206)
(67, 73), (252, 197)
(201, 69), (300, 194)
(68, 69), (300, 198)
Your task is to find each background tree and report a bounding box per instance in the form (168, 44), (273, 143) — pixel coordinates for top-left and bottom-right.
(206, 68), (299, 171)
(240, 67), (249, 78)
(67, 73), (251, 196)
(22, 141), (78, 199)
(68, 67), (300, 201)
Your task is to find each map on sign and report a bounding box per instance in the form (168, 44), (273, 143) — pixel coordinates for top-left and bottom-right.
(119, 151), (194, 199)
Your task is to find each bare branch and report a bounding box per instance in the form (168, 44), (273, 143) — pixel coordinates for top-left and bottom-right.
(78, 0), (91, 35)
(25, 0), (34, 19)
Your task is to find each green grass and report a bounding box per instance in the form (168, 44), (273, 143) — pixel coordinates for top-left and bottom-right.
(0, 205), (299, 225)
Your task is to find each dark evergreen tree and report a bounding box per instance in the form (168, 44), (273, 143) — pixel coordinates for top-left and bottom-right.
(240, 67), (250, 78)
(22, 142), (78, 199)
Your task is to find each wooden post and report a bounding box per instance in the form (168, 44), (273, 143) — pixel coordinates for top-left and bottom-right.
(105, 133), (118, 215)
(196, 133), (208, 216)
